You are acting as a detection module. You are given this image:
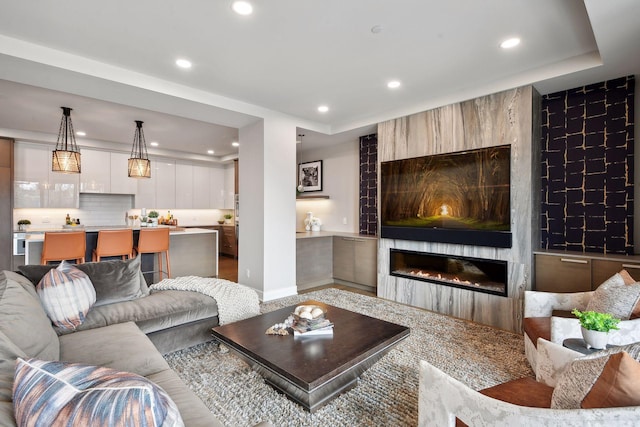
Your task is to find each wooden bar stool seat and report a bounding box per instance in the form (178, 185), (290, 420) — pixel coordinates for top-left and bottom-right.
(134, 228), (171, 281)
(41, 231), (87, 265)
(92, 229), (134, 262)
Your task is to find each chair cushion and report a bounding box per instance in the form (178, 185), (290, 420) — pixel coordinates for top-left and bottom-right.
(586, 272), (640, 320)
(13, 358), (184, 427)
(0, 271), (59, 361)
(523, 317), (550, 347)
(36, 261), (96, 331)
(551, 342), (640, 409)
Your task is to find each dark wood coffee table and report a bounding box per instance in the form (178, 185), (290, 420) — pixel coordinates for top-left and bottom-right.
(212, 300), (410, 412)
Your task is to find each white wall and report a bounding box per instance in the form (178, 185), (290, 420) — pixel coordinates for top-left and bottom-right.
(296, 140), (359, 232)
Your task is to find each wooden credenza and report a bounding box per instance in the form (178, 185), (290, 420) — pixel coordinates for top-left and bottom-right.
(534, 250), (640, 293)
(215, 225), (237, 258)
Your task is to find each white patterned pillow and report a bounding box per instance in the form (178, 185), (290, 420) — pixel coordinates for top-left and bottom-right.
(586, 272), (640, 320)
(36, 260), (96, 330)
(12, 358), (184, 427)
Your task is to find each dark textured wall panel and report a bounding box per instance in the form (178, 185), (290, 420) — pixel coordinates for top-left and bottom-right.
(541, 76), (635, 254)
(359, 133), (378, 235)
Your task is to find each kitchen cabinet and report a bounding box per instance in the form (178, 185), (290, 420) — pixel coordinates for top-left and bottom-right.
(155, 160), (176, 208)
(175, 162), (193, 208)
(14, 142), (79, 208)
(110, 152), (138, 194)
(534, 251), (640, 292)
(224, 162), (235, 209)
(192, 165), (211, 208)
(135, 162), (156, 208)
(80, 149), (110, 193)
(332, 236), (377, 287)
(209, 167), (225, 208)
(216, 225), (237, 258)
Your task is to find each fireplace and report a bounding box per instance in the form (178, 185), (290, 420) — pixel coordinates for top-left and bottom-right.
(389, 249), (508, 297)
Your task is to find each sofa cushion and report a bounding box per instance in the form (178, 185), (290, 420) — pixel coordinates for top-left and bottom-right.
(551, 342), (640, 409)
(18, 256), (149, 307)
(55, 290), (218, 336)
(58, 322), (170, 377)
(13, 358), (184, 427)
(0, 331), (26, 427)
(523, 317), (550, 347)
(581, 351), (640, 408)
(36, 261), (96, 330)
(586, 272), (640, 320)
(0, 271), (59, 361)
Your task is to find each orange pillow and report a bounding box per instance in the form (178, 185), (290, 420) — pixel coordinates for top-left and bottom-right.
(582, 352), (640, 408)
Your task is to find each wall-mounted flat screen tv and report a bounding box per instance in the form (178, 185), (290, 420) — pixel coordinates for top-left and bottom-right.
(380, 145), (512, 248)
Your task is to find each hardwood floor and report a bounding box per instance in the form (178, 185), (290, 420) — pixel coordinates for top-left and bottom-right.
(216, 255), (376, 297)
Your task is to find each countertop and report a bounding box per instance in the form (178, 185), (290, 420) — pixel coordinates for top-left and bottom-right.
(295, 230), (378, 240)
(24, 226), (216, 242)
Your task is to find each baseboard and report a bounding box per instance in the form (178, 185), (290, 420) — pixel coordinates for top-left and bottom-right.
(261, 285), (298, 302)
(296, 278), (334, 291)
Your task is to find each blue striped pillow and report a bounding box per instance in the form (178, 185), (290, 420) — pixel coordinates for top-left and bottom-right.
(36, 260), (96, 330)
(13, 358), (184, 427)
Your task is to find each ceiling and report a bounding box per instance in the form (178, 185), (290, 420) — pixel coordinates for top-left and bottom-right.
(0, 0), (638, 160)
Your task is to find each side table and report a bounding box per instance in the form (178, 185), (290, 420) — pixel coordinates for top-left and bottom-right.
(563, 338), (616, 355)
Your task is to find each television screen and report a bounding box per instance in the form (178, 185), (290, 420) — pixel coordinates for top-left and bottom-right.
(380, 145), (511, 247)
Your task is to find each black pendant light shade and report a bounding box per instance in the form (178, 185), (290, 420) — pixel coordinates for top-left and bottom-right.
(52, 107), (81, 173)
(128, 120), (151, 178)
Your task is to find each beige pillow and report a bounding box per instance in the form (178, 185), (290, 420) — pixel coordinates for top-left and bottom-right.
(586, 272), (640, 320)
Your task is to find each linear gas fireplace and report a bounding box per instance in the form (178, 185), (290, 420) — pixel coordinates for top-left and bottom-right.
(390, 249), (508, 297)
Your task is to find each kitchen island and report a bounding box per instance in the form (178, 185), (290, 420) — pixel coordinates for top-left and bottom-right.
(24, 226), (218, 280)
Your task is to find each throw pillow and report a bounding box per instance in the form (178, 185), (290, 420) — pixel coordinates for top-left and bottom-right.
(0, 271), (60, 361)
(76, 255), (149, 307)
(581, 351), (640, 408)
(36, 261), (96, 331)
(619, 269), (640, 319)
(13, 358), (184, 427)
(586, 272), (640, 320)
(551, 342), (640, 409)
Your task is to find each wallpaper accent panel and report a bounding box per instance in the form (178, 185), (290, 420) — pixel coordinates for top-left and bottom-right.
(359, 133), (378, 235)
(541, 75), (635, 254)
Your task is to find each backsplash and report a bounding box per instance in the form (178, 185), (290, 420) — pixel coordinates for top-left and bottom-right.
(13, 193), (233, 229)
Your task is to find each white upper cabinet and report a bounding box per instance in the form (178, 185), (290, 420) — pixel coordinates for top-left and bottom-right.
(80, 149), (110, 193)
(192, 165), (211, 209)
(209, 167), (225, 209)
(135, 160), (156, 209)
(224, 163), (235, 209)
(155, 160), (176, 208)
(14, 142), (79, 208)
(175, 162), (193, 209)
(110, 152), (138, 194)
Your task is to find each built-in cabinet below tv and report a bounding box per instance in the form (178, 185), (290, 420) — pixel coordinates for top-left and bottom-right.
(534, 250), (640, 293)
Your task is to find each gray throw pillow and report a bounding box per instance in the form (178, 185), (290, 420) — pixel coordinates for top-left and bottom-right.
(76, 255), (148, 307)
(0, 271), (60, 361)
(586, 273), (640, 320)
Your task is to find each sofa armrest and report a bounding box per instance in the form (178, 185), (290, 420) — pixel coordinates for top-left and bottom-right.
(418, 360), (640, 426)
(524, 290), (593, 318)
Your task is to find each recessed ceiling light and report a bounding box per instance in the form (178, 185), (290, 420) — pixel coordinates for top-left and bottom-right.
(75, 131), (86, 136)
(207, 149), (215, 155)
(232, 141), (240, 147)
(500, 37), (520, 49)
(175, 58), (192, 68)
(387, 80), (401, 89)
(232, 1), (253, 15)
(317, 105), (329, 113)
(371, 25), (383, 34)
(150, 142), (159, 147)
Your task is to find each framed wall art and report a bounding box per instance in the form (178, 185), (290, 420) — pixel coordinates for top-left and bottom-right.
(298, 160), (323, 192)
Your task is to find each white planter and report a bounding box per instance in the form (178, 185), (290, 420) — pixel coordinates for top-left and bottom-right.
(581, 327), (609, 349)
(311, 224), (320, 232)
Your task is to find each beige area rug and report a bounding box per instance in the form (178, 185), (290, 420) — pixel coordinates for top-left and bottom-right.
(164, 289), (533, 427)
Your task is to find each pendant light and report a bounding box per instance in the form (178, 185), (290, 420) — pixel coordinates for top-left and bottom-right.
(128, 120), (151, 178)
(52, 107), (81, 173)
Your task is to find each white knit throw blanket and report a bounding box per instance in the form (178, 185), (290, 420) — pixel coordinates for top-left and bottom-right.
(149, 276), (260, 325)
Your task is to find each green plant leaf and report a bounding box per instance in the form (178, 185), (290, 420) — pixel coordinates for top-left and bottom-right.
(572, 309), (621, 332)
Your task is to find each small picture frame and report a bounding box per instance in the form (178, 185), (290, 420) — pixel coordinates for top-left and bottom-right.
(298, 160), (323, 192)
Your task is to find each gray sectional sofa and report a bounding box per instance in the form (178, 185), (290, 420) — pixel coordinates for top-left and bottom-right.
(0, 257), (268, 426)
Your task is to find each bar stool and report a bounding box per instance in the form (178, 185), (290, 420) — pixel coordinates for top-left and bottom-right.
(135, 227), (171, 281)
(92, 229), (134, 262)
(41, 231), (86, 265)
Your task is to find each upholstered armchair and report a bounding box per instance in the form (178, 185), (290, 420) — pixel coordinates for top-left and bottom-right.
(523, 270), (640, 373)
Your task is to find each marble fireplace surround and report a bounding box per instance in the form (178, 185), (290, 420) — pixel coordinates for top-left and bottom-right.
(377, 86), (541, 333)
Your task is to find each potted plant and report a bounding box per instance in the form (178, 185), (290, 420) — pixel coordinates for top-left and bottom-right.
(17, 219), (31, 231)
(223, 213), (233, 224)
(572, 309), (620, 349)
(148, 210), (159, 227)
